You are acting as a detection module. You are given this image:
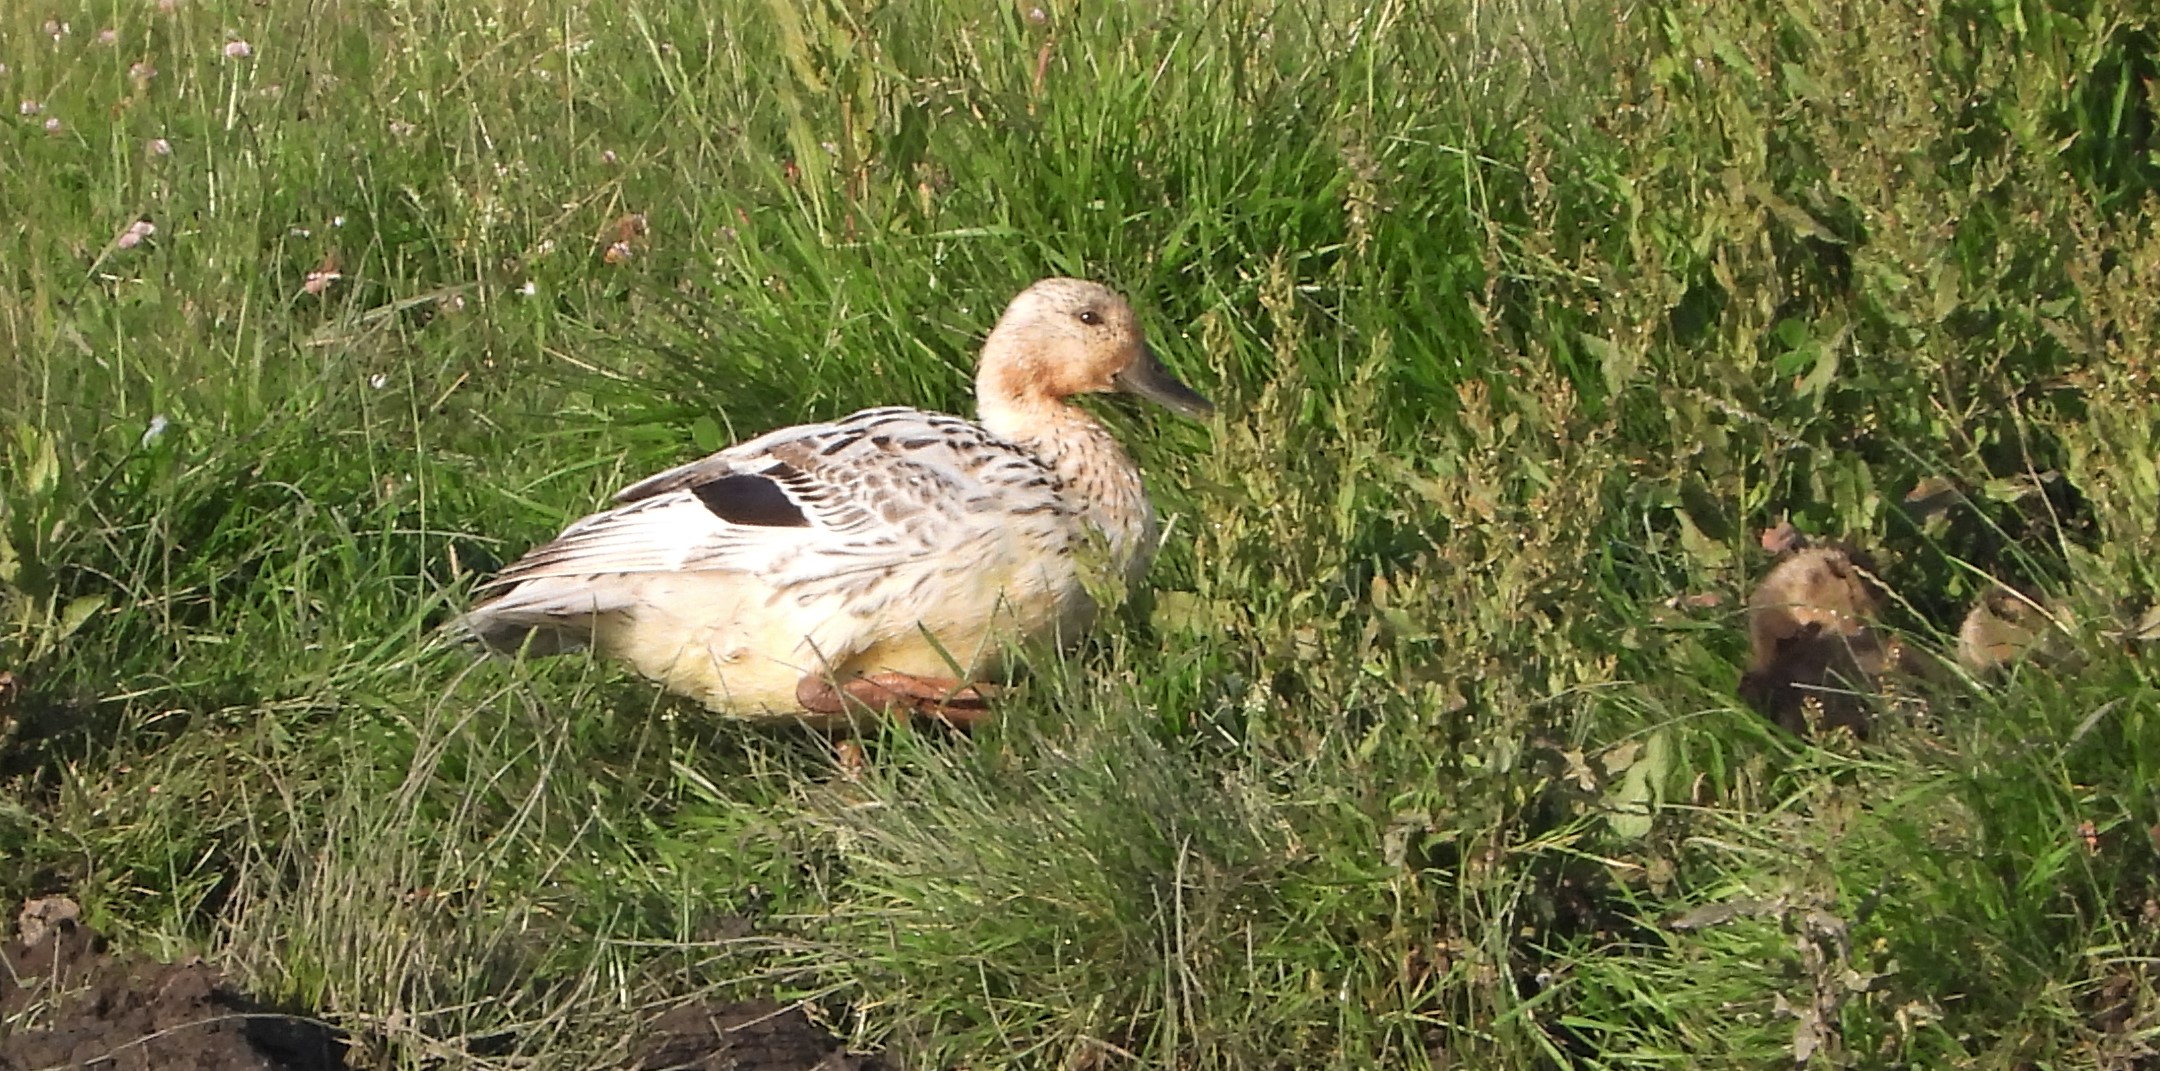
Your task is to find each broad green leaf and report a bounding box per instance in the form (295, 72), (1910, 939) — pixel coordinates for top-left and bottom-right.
(57, 594), (106, 642)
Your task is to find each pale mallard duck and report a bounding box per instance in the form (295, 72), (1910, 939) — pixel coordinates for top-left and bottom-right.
(454, 278), (1212, 726)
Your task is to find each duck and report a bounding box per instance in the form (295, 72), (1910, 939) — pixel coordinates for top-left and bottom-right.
(1737, 542), (1905, 737)
(1956, 584), (2070, 676)
(453, 278), (1213, 727)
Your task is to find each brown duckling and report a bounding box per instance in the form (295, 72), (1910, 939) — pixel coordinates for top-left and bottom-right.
(1738, 543), (1907, 737)
(1956, 585), (2071, 676)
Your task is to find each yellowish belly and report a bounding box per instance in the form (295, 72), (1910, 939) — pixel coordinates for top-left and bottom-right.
(588, 561), (1091, 723)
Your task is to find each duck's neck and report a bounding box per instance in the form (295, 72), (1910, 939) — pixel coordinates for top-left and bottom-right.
(980, 393), (1158, 581)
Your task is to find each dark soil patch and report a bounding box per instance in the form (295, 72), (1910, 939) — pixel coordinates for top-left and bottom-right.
(3, 899), (887, 1071)
(0, 908), (345, 1071)
(632, 999), (893, 1071)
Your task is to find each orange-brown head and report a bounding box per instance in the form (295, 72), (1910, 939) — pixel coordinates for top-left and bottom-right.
(975, 278), (1212, 438)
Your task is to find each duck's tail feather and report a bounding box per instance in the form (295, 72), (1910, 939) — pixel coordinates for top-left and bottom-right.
(447, 579), (638, 656)
(448, 611), (593, 656)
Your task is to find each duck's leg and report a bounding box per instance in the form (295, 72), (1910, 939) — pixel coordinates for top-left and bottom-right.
(859, 673), (997, 728)
(795, 672), (997, 728)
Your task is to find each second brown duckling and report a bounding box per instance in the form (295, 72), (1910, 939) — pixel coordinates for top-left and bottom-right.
(1956, 585), (2071, 676)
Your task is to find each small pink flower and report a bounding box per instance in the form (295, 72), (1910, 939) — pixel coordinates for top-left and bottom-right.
(157, 0), (179, 11)
(387, 120), (415, 137)
(601, 149), (618, 165)
(223, 39), (252, 59)
(43, 19), (68, 39)
(301, 252), (342, 295)
(148, 137), (172, 156)
(43, 117), (61, 134)
(97, 28), (118, 46)
(115, 220), (156, 249)
(129, 61), (157, 82)
(19, 99), (41, 116)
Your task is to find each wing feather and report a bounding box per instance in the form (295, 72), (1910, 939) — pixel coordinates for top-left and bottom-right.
(471, 407), (1075, 601)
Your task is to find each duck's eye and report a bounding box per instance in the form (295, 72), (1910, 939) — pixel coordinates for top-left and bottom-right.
(1077, 308), (1102, 326)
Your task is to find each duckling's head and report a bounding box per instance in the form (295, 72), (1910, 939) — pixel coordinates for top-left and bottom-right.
(1956, 585), (2058, 676)
(1744, 544), (1884, 665)
(977, 278), (1214, 430)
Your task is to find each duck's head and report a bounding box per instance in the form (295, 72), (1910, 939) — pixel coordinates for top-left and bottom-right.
(976, 278), (1214, 427)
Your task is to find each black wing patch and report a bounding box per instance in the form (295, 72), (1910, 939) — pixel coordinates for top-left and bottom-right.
(692, 470), (811, 527)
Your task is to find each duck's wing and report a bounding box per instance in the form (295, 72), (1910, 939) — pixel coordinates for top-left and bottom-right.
(472, 407), (1071, 599)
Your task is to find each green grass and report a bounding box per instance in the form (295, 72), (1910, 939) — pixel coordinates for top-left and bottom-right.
(5, 0), (2160, 1067)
